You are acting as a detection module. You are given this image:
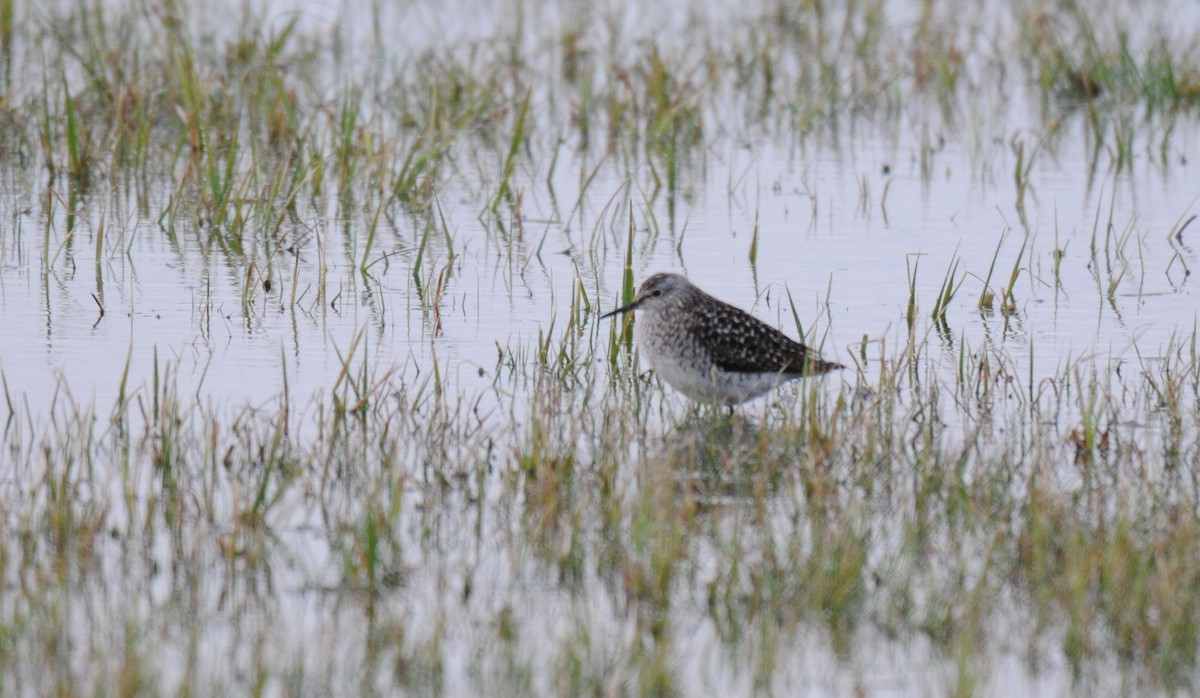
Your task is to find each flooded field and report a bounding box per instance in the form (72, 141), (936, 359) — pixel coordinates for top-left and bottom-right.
(1, 0), (1199, 695)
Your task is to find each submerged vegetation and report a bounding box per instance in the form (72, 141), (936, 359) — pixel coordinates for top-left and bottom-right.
(1, 0), (1199, 695)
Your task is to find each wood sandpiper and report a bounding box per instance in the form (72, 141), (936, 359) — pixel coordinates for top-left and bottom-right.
(600, 272), (842, 405)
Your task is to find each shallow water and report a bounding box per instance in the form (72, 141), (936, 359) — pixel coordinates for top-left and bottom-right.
(4, 117), (1195, 419)
(2, 0), (1200, 695)
(3, 0), (1198, 417)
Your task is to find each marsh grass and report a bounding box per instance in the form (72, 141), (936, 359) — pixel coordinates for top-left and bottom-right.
(6, 308), (1198, 694)
(3, 0), (1200, 695)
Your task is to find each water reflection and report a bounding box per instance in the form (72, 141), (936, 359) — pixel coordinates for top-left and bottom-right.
(1, 0), (1199, 694)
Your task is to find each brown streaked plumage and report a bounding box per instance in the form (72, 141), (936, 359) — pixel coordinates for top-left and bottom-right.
(601, 272), (842, 405)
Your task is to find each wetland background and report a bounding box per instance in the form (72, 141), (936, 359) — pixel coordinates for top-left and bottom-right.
(1, 0), (1199, 695)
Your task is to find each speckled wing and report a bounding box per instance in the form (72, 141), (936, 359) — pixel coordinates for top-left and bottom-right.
(689, 298), (840, 375)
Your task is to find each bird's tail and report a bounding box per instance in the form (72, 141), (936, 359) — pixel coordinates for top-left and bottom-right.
(798, 354), (844, 375)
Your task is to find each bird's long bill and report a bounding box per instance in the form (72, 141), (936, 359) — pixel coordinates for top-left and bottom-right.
(599, 298), (640, 320)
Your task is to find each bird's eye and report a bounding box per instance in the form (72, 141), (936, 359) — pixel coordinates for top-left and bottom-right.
(651, 289), (663, 297)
